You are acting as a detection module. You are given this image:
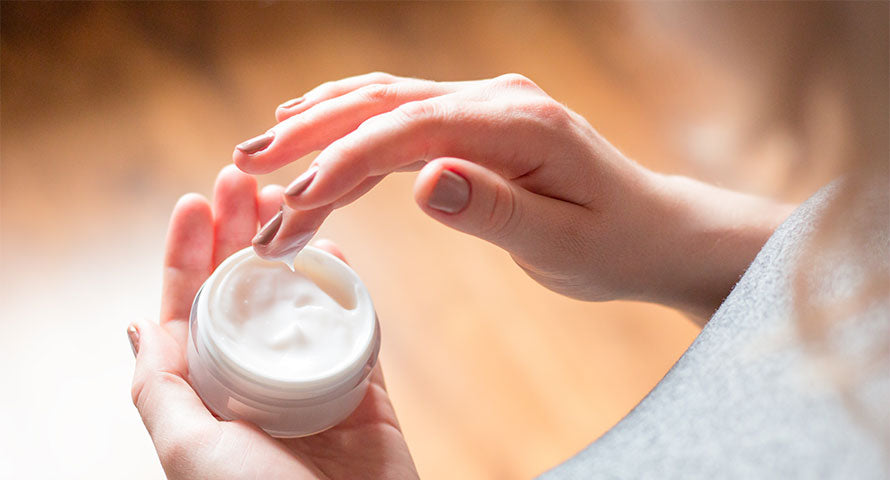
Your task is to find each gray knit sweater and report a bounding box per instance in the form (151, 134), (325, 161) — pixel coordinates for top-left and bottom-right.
(540, 182), (890, 479)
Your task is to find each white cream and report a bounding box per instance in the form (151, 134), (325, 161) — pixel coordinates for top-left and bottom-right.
(208, 253), (369, 382)
(187, 246), (379, 437)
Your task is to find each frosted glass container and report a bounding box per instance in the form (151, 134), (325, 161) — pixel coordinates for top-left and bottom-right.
(187, 246), (380, 437)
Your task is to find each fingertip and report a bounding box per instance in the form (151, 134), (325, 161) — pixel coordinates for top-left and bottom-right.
(282, 194), (302, 211)
(218, 162), (249, 179)
(127, 321), (141, 359)
(129, 319), (165, 373)
(165, 192), (213, 272)
(283, 162), (359, 211)
(282, 189), (316, 211)
(232, 149), (250, 172)
(258, 184), (285, 224)
(275, 107), (294, 123)
(213, 164), (258, 213)
(173, 193), (212, 221)
(129, 317), (164, 353)
(275, 97), (305, 120)
(129, 318), (217, 435)
(215, 163), (258, 194)
(218, 163), (242, 177)
(413, 159), (453, 208)
(233, 150), (275, 175)
(260, 183), (285, 197)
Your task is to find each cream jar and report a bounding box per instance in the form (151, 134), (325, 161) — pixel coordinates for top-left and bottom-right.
(187, 246), (379, 437)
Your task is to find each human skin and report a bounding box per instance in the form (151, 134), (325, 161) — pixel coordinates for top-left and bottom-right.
(129, 165), (418, 479)
(133, 73), (795, 478)
(234, 72), (794, 323)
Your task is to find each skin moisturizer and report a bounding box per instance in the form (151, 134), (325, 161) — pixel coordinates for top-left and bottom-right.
(187, 246), (380, 437)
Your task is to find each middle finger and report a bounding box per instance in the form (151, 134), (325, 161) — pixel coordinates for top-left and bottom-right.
(233, 80), (467, 175)
(212, 165), (259, 267)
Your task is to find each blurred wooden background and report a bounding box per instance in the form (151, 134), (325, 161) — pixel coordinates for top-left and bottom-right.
(1, 2), (850, 479)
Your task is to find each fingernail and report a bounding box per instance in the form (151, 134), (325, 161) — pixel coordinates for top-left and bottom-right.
(236, 131), (275, 154)
(285, 166), (318, 197)
(428, 170), (470, 213)
(279, 97), (304, 109)
(127, 323), (140, 357)
(253, 210), (283, 246)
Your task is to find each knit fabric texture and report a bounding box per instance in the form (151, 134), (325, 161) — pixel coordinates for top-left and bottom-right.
(540, 182), (890, 479)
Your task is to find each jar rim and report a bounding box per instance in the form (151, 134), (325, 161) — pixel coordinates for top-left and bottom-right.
(190, 246), (378, 398)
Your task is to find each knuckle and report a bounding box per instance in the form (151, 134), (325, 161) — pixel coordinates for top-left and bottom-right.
(366, 71), (396, 83)
(396, 99), (440, 119)
(494, 73), (541, 91)
(527, 98), (569, 125)
(324, 135), (373, 177)
(392, 100), (446, 129)
(313, 79), (338, 98)
(481, 182), (520, 240)
(357, 83), (396, 102)
(355, 99), (443, 134)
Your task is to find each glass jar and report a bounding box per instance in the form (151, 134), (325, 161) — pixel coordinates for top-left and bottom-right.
(186, 246), (380, 437)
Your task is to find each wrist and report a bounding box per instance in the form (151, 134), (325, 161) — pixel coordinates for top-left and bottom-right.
(636, 173), (794, 323)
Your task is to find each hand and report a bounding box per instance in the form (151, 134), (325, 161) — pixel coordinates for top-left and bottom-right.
(234, 72), (791, 321)
(129, 165), (418, 479)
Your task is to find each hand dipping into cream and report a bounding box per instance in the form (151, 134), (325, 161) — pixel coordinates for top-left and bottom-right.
(187, 246), (380, 437)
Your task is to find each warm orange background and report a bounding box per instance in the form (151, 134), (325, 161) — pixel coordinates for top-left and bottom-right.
(1, 3), (844, 479)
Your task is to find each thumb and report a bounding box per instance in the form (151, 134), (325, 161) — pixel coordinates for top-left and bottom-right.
(414, 157), (586, 262)
(129, 320), (216, 447)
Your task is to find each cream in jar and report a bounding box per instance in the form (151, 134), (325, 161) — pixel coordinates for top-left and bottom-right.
(187, 246), (379, 437)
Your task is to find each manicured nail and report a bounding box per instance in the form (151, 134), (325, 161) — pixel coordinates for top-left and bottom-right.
(279, 97), (304, 109)
(127, 323), (140, 357)
(285, 166), (318, 197)
(236, 131), (275, 154)
(253, 210), (283, 246)
(427, 170), (470, 213)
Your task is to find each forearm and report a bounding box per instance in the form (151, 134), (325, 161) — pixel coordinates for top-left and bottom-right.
(637, 173), (795, 324)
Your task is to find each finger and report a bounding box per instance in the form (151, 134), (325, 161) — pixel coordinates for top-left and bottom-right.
(413, 158), (590, 266)
(129, 320), (218, 460)
(331, 174), (386, 209)
(252, 174), (382, 262)
(161, 193), (213, 343)
(212, 165), (259, 267)
(235, 81), (457, 175)
(312, 238), (348, 264)
(326, 166), (425, 209)
(252, 204), (333, 264)
(257, 184), (285, 224)
(328, 159), (431, 209)
(275, 73), (481, 123)
(274, 71), (405, 122)
(280, 97), (569, 211)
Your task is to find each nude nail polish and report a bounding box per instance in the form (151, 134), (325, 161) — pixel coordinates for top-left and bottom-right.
(236, 131), (275, 154)
(428, 170), (470, 213)
(127, 323), (140, 357)
(279, 97), (304, 109)
(254, 210), (284, 246)
(285, 167), (318, 197)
